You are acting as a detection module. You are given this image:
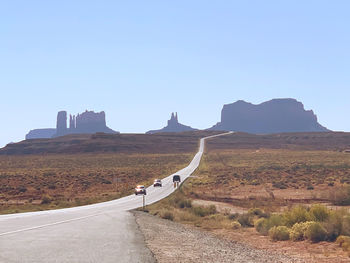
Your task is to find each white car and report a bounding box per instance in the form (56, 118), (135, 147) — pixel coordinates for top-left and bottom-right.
(135, 185), (146, 195)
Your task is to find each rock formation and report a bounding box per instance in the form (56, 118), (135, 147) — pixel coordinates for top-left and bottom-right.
(55, 111), (67, 137)
(53, 110), (117, 137)
(26, 110), (118, 139)
(209, 98), (329, 134)
(75, 111), (108, 133)
(69, 114), (76, 130)
(147, 112), (197, 134)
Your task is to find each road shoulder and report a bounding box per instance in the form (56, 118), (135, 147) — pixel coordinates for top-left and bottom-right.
(133, 211), (301, 263)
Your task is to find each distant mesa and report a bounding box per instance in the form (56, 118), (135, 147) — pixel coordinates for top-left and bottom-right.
(209, 98), (329, 134)
(26, 129), (57, 140)
(25, 110), (118, 140)
(147, 112), (197, 134)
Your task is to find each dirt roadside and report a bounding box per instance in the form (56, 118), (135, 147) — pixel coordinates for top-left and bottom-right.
(134, 211), (302, 263)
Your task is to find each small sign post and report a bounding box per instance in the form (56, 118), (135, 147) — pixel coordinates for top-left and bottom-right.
(142, 194), (145, 211)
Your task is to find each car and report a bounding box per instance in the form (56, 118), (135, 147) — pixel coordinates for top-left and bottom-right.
(173, 175), (181, 183)
(153, 179), (162, 187)
(135, 185), (146, 195)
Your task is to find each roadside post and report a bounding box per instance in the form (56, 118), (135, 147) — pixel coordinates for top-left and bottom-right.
(142, 194), (145, 211)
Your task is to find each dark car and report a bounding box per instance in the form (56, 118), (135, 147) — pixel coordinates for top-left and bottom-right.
(135, 185), (146, 195)
(173, 175), (181, 183)
(153, 179), (162, 187)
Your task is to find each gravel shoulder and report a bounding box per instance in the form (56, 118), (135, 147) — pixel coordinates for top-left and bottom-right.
(134, 211), (302, 263)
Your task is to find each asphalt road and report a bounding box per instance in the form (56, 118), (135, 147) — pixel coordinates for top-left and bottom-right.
(0, 132), (232, 263)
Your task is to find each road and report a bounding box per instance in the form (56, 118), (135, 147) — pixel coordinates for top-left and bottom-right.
(0, 132), (232, 263)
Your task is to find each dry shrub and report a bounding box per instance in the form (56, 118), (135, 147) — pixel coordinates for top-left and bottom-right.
(268, 226), (290, 241)
(248, 208), (268, 218)
(237, 213), (254, 227)
(221, 219), (242, 230)
(255, 214), (284, 235)
(177, 210), (198, 222)
(201, 214), (227, 229)
(160, 211), (174, 221)
(342, 215), (350, 236)
(171, 195), (192, 208)
(336, 235), (350, 246)
(228, 213), (239, 220)
(41, 194), (52, 204)
(309, 204), (329, 222)
(323, 211), (343, 241)
(255, 218), (267, 234)
(284, 205), (311, 227)
(336, 235), (350, 255)
(305, 222), (327, 243)
(191, 205), (216, 217)
(329, 186), (350, 205)
(230, 221), (241, 229)
(290, 221), (314, 241)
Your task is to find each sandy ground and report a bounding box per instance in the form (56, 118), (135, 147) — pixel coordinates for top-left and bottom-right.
(134, 211), (302, 263)
(192, 199), (350, 262)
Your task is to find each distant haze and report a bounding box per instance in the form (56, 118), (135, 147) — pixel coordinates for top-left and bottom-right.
(1, 1), (350, 147)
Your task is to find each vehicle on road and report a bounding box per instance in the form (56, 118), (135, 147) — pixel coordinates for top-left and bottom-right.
(135, 185), (146, 195)
(153, 179), (162, 187)
(173, 175), (181, 183)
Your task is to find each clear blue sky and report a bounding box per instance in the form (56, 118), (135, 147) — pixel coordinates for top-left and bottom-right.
(1, 1), (349, 147)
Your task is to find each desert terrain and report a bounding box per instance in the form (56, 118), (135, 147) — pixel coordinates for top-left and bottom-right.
(0, 132), (218, 214)
(144, 132), (350, 262)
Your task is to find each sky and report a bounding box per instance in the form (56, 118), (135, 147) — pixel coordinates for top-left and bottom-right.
(0, 0), (349, 147)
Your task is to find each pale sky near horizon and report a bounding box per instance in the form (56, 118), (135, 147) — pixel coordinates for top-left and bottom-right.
(1, 1), (349, 147)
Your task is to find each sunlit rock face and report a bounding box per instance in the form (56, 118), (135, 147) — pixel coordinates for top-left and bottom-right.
(210, 99), (329, 134)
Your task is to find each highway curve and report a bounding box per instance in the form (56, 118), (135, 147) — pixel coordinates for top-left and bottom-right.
(0, 132), (232, 263)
